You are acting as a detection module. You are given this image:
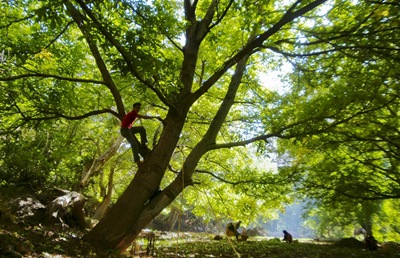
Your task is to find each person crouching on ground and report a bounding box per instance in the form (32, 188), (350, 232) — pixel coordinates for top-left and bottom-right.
(283, 230), (293, 243)
(120, 102), (161, 166)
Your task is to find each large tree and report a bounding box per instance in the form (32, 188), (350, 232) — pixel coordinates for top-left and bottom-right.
(1, 0), (399, 252)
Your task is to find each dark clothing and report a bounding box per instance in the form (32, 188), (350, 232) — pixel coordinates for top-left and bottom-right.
(283, 230), (293, 243)
(120, 110), (148, 162)
(121, 127), (148, 162)
(365, 235), (378, 250)
(226, 221), (241, 240)
(122, 126), (147, 144)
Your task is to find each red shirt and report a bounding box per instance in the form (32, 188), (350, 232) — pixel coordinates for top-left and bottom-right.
(121, 110), (138, 128)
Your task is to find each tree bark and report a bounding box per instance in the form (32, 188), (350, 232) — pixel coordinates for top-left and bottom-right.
(79, 136), (123, 191)
(83, 110), (189, 251)
(93, 165), (115, 221)
(166, 207), (181, 231)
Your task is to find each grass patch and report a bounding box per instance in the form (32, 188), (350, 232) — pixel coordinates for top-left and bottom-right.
(154, 238), (398, 258)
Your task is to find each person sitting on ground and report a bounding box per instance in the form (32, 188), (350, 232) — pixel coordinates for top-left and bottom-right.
(226, 221), (242, 240)
(120, 102), (161, 166)
(283, 230), (293, 243)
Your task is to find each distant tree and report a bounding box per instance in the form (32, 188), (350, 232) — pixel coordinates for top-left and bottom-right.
(272, 0), (399, 240)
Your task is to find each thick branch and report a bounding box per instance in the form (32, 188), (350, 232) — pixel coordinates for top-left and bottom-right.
(0, 72), (105, 85)
(190, 0), (327, 103)
(200, 0), (218, 38)
(28, 109), (119, 121)
(0, 107), (117, 135)
(64, 1), (125, 117)
(209, 97), (392, 151)
(74, 0), (168, 106)
(267, 45), (400, 59)
(184, 0), (196, 22)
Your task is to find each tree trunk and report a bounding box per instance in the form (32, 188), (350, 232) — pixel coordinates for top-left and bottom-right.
(71, 198), (88, 229)
(83, 111), (189, 252)
(79, 136), (123, 191)
(166, 207), (181, 231)
(93, 165), (115, 220)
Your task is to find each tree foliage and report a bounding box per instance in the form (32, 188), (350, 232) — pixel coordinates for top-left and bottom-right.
(1, 0), (399, 252)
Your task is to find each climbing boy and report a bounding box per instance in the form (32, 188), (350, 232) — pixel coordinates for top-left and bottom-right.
(120, 102), (161, 166)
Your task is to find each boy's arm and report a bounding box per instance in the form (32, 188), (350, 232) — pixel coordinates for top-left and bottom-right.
(137, 114), (162, 121)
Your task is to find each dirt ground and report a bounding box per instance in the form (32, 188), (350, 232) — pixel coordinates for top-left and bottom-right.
(1, 187), (399, 257)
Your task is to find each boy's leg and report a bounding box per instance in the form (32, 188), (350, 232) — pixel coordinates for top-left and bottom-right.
(120, 127), (141, 164)
(130, 126), (148, 145)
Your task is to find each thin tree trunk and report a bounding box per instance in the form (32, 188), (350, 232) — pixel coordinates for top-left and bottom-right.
(93, 165), (115, 220)
(166, 207), (181, 231)
(79, 136), (123, 191)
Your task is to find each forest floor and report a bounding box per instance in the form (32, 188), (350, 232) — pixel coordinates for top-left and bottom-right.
(1, 220), (400, 258)
(1, 186), (399, 257)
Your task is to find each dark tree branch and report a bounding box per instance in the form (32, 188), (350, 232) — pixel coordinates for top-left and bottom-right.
(184, 0), (196, 22)
(190, 0), (328, 103)
(208, 0), (235, 31)
(195, 168), (298, 186)
(65, 0), (126, 117)
(0, 14), (35, 30)
(267, 45), (399, 59)
(306, 181), (400, 200)
(0, 72), (105, 85)
(73, 0), (169, 106)
(18, 109), (119, 122)
(126, 4), (183, 52)
(366, 0), (400, 6)
(43, 21), (75, 50)
(0, 108), (118, 135)
(207, 93), (394, 152)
